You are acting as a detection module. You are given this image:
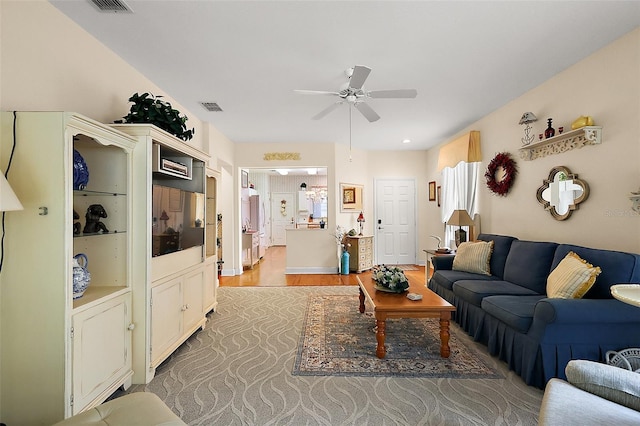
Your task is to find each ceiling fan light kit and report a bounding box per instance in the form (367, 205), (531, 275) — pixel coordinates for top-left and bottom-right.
(295, 65), (417, 123)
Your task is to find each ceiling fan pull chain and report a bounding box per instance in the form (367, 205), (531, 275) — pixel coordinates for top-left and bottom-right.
(349, 105), (353, 162)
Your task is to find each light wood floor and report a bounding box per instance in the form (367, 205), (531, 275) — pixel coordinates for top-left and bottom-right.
(219, 246), (428, 287)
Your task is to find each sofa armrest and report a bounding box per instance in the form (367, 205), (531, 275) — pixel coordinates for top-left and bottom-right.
(535, 298), (640, 325)
(431, 255), (455, 271)
(539, 378), (640, 425)
(566, 360), (640, 412)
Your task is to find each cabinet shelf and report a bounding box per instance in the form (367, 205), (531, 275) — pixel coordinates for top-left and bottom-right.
(72, 286), (128, 311)
(74, 190), (126, 197)
(518, 126), (602, 161)
(73, 230), (127, 238)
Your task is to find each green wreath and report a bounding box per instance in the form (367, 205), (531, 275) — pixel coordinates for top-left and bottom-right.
(485, 152), (517, 196)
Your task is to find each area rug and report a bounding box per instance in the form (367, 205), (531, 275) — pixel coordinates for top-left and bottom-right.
(392, 264), (419, 271)
(293, 294), (503, 379)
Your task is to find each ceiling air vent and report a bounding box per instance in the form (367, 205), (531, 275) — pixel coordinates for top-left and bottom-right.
(89, 0), (133, 13)
(201, 102), (223, 112)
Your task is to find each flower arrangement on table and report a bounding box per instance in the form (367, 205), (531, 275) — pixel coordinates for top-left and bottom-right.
(371, 265), (410, 293)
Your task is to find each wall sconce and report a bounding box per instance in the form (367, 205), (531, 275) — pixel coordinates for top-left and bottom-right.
(357, 211), (365, 235)
(447, 209), (474, 247)
(519, 112), (538, 146)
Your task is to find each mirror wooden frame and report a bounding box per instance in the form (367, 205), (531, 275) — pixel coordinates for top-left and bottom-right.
(536, 166), (589, 220)
(340, 182), (363, 212)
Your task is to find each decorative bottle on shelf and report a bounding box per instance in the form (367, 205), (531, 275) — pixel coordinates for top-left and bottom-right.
(544, 118), (555, 139)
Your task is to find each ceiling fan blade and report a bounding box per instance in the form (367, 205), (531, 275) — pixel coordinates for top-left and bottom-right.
(348, 65), (371, 90)
(312, 101), (343, 120)
(367, 89), (418, 99)
(354, 102), (380, 122)
(294, 89), (340, 96)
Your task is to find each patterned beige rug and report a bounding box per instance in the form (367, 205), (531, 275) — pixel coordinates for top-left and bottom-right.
(393, 264), (419, 271)
(293, 294), (502, 378)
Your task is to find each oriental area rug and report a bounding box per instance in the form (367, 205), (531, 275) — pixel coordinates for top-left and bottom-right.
(293, 294), (503, 379)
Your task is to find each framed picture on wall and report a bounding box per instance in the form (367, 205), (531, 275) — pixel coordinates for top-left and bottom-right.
(340, 182), (363, 212)
(343, 187), (356, 204)
(429, 181), (436, 201)
(437, 186), (441, 207)
(241, 170), (248, 188)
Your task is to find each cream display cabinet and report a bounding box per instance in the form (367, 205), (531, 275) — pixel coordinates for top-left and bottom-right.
(346, 235), (374, 273)
(0, 112), (136, 424)
(112, 123), (213, 384)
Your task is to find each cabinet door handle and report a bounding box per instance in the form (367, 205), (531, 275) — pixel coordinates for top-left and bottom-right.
(181, 305), (188, 311)
(127, 323), (135, 331)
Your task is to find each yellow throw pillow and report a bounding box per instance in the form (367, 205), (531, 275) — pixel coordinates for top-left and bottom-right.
(547, 251), (602, 299)
(452, 240), (494, 275)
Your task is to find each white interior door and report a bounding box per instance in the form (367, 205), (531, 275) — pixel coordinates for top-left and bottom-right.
(375, 178), (417, 265)
(270, 192), (295, 245)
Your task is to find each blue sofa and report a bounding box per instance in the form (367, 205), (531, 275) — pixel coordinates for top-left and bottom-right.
(428, 233), (640, 388)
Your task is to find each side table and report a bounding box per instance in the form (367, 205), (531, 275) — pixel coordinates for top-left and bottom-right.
(423, 249), (455, 284)
(608, 284), (640, 372)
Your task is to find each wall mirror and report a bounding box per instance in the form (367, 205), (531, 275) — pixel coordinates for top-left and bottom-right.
(536, 166), (589, 220)
(340, 183), (363, 212)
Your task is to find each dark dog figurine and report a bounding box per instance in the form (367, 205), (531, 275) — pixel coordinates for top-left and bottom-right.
(73, 210), (81, 235)
(83, 204), (109, 234)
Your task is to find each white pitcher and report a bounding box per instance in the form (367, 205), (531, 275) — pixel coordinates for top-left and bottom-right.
(72, 253), (91, 299)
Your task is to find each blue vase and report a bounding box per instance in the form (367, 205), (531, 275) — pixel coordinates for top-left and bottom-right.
(73, 149), (90, 190)
(341, 251), (350, 275)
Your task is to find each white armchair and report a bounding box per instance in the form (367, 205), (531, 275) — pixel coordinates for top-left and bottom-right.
(539, 359), (640, 425)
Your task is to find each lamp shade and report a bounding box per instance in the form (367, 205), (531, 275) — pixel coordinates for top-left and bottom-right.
(447, 209), (474, 227)
(519, 112), (537, 125)
(357, 211), (365, 222)
(0, 173), (23, 211)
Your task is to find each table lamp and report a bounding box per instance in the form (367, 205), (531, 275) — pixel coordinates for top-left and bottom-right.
(0, 173), (23, 211)
(357, 211), (365, 235)
(447, 209), (474, 247)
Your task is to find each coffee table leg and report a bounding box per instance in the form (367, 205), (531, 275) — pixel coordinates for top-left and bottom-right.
(375, 319), (386, 358)
(358, 288), (365, 313)
(439, 313), (451, 358)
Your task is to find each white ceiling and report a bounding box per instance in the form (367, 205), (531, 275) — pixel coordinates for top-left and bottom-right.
(50, 1), (639, 151)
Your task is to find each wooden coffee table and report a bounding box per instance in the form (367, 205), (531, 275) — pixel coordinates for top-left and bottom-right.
(357, 275), (455, 359)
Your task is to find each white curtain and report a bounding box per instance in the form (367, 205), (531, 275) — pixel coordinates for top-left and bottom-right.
(441, 161), (480, 248)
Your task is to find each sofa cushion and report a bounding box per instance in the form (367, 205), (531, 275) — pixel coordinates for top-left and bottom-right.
(547, 252), (601, 299)
(553, 244), (640, 299)
(430, 270), (497, 291)
(477, 234), (517, 280)
(503, 240), (558, 293)
(482, 295), (545, 333)
(566, 359), (640, 412)
(452, 280), (539, 307)
(452, 240), (494, 275)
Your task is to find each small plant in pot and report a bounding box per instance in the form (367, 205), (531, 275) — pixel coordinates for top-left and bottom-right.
(115, 92), (195, 141)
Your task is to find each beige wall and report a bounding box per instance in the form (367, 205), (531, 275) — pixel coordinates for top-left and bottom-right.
(0, 1), (209, 151)
(1, 1), (638, 269)
(424, 27), (640, 254)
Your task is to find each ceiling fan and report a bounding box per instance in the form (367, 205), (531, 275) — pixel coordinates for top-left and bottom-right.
(294, 65), (417, 122)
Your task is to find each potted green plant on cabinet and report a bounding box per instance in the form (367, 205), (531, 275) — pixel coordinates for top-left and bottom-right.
(115, 92), (195, 141)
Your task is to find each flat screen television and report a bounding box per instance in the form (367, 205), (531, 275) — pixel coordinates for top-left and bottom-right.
(152, 184), (205, 257)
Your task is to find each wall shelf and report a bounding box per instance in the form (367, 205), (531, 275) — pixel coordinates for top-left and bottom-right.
(518, 126), (602, 161)
(630, 194), (640, 213)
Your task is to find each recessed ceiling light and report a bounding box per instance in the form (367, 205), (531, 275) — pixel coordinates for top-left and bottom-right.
(402, 139), (411, 144)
